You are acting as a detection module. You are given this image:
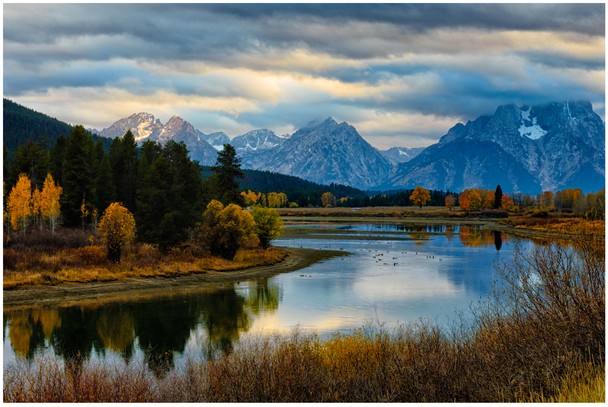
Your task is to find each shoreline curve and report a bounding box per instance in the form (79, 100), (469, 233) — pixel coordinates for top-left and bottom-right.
(3, 247), (345, 310)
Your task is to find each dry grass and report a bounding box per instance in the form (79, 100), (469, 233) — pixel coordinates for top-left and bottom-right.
(527, 361), (605, 402)
(4, 243), (286, 289)
(505, 215), (604, 237)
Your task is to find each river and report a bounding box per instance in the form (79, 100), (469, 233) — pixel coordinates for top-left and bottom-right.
(3, 222), (531, 374)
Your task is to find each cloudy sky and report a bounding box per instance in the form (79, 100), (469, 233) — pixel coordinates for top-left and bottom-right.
(3, 3), (605, 149)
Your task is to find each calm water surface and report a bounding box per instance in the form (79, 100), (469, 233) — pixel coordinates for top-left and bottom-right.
(3, 223), (529, 373)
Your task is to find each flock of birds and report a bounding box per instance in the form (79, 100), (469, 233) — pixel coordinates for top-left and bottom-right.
(297, 243), (444, 278)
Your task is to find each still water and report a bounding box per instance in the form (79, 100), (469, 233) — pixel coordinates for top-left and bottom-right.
(3, 223), (526, 373)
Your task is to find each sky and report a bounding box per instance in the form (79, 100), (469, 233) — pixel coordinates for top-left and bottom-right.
(3, 3), (605, 149)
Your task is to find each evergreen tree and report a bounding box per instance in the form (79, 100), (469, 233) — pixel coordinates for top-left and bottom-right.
(61, 125), (94, 227)
(211, 144), (244, 206)
(9, 141), (49, 189)
(109, 130), (138, 212)
(49, 134), (66, 185)
(494, 184), (503, 209)
(93, 140), (116, 214)
(135, 141), (204, 250)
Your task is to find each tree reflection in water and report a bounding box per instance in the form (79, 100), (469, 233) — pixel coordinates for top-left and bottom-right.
(5, 279), (283, 376)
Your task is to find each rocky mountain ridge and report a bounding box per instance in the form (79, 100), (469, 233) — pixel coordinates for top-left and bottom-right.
(95, 100), (605, 193)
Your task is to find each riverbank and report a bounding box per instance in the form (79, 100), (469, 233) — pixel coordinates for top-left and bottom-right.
(3, 247), (344, 309)
(278, 207), (604, 242)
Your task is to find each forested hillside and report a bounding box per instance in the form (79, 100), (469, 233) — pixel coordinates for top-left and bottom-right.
(239, 169), (368, 207)
(4, 98), (113, 159)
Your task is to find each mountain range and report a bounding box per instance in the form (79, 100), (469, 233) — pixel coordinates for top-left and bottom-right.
(11, 98), (605, 194)
(93, 100), (605, 194)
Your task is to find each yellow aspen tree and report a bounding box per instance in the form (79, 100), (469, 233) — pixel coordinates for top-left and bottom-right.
(501, 194), (515, 211)
(251, 206), (284, 249)
(445, 194), (455, 211)
(98, 202), (136, 263)
(7, 173), (32, 234)
(31, 187), (43, 231)
(409, 186), (431, 208)
(483, 190), (495, 210)
(80, 198), (89, 230)
(321, 192), (337, 208)
(39, 173), (63, 234)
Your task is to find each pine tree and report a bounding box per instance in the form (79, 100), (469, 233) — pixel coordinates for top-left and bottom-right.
(135, 141), (204, 250)
(49, 134), (66, 185)
(494, 184), (503, 209)
(109, 130), (138, 212)
(211, 144), (244, 206)
(61, 125), (94, 227)
(9, 141), (50, 190)
(92, 140), (115, 214)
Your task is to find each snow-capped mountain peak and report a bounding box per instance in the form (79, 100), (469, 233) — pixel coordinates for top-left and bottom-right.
(232, 129), (283, 152)
(98, 113), (218, 165)
(98, 112), (163, 141)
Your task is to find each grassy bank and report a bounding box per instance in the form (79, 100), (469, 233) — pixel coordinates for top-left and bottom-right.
(4, 236), (604, 402)
(4, 242), (286, 290)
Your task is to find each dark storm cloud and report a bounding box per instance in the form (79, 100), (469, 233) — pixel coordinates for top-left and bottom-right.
(204, 3), (604, 36)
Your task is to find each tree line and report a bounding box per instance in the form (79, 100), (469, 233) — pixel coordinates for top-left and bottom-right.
(4, 126), (284, 262)
(457, 185), (604, 220)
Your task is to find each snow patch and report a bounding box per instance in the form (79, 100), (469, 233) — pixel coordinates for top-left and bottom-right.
(518, 107), (547, 140)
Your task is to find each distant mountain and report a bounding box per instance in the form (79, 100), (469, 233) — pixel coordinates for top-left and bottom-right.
(96, 113), (218, 165)
(243, 118), (393, 189)
(383, 101), (605, 193)
(232, 129), (285, 153)
(98, 112), (162, 142)
(203, 131), (230, 151)
(380, 146), (425, 164)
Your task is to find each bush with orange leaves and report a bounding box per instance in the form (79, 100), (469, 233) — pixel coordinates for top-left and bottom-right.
(97, 203), (136, 263)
